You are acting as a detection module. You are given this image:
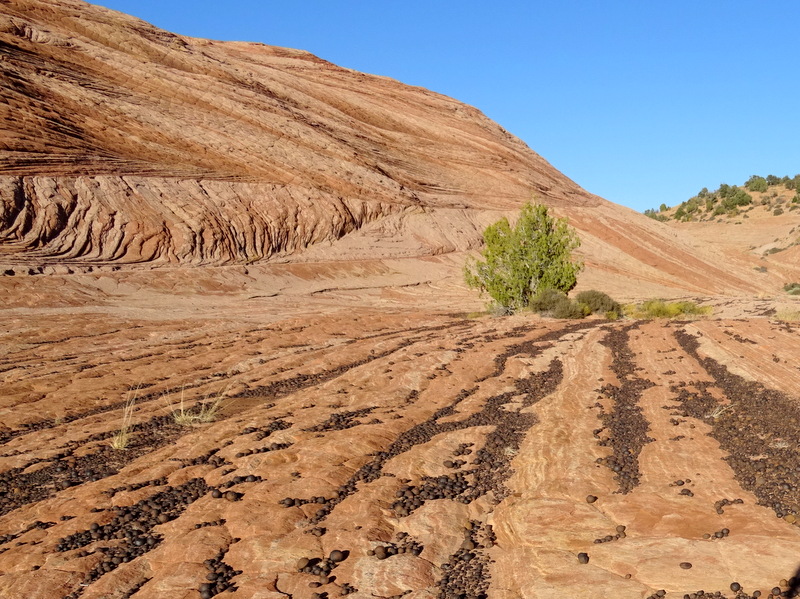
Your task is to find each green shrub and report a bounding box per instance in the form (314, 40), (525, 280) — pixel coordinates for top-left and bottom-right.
(529, 288), (568, 312)
(627, 299), (712, 319)
(464, 202), (583, 312)
(784, 282), (800, 295)
(722, 188), (752, 210)
(644, 208), (668, 221)
(576, 290), (622, 315)
(551, 298), (590, 319)
(745, 175), (768, 192)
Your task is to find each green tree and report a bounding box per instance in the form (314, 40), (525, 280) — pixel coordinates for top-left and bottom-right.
(745, 175), (768, 192)
(464, 202), (583, 312)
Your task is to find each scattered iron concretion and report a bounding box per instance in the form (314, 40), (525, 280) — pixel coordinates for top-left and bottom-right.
(199, 549), (241, 599)
(595, 325), (655, 494)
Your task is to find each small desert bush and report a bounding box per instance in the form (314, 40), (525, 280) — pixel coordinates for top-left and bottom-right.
(626, 299), (712, 319)
(784, 282), (800, 295)
(525, 288), (590, 319)
(575, 290), (622, 317)
(551, 298), (590, 319)
(529, 288), (568, 312)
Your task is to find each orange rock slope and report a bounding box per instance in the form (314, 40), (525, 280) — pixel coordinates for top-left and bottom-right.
(2, 0), (795, 297)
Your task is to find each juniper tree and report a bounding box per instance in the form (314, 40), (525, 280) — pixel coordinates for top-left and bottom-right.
(464, 202), (582, 312)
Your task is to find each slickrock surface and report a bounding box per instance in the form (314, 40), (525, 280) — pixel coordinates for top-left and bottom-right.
(2, 308), (800, 599)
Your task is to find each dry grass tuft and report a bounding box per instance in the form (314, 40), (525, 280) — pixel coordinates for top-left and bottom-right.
(775, 308), (800, 322)
(168, 385), (230, 426)
(110, 386), (139, 450)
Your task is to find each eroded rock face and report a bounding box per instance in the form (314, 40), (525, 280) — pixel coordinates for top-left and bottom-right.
(0, 0), (598, 267)
(0, 176), (407, 264)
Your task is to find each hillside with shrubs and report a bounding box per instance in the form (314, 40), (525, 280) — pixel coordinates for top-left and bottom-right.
(645, 174), (800, 222)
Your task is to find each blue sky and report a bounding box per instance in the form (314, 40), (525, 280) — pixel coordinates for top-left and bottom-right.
(92, 1), (799, 212)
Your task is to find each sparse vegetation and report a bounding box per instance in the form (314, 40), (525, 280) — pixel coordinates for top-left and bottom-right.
(575, 289), (622, 318)
(169, 386), (229, 425)
(745, 175), (768, 192)
(551, 298), (590, 319)
(775, 308), (800, 322)
(648, 173), (800, 222)
(525, 288), (621, 320)
(784, 282), (800, 296)
(625, 299), (712, 319)
(110, 387), (139, 450)
(464, 201), (583, 313)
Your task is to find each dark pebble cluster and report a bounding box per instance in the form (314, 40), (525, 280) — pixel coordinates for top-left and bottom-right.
(674, 330), (800, 522)
(282, 333), (567, 530)
(453, 443), (474, 456)
(677, 581), (800, 599)
(241, 419), (292, 441)
(391, 472), (472, 517)
(368, 532), (423, 559)
(198, 550), (241, 599)
(173, 447), (230, 469)
(595, 326), (655, 494)
(104, 477), (168, 498)
(279, 494), (330, 509)
(714, 498), (744, 514)
(296, 548), (349, 586)
(235, 442), (292, 458)
(594, 524), (626, 544)
(303, 407), (378, 433)
(57, 478), (209, 596)
(1, 413), (187, 517)
(437, 521), (494, 599)
(702, 527), (730, 540)
(210, 489), (243, 502)
(194, 519), (226, 530)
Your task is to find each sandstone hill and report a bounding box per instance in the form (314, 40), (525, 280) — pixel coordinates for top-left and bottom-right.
(2, 2), (800, 599)
(2, 0), (795, 302)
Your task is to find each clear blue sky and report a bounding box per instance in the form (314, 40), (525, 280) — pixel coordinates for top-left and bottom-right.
(92, 0), (799, 212)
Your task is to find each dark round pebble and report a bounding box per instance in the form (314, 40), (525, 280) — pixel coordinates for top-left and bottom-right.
(586, 495), (598, 504)
(730, 583), (741, 592)
(577, 552), (589, 564)
(329, 550), (346, 562)
(679, 562), (692, 569)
